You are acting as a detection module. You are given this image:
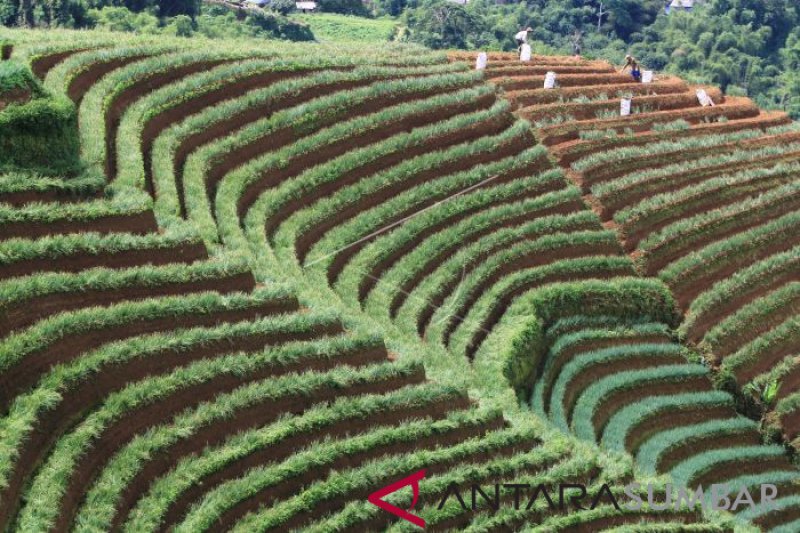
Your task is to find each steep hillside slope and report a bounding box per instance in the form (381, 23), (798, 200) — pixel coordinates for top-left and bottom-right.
(0, 30), (796, 532)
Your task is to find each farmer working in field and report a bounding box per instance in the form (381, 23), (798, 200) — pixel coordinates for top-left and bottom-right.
(620, 55), (642, 82)
(515, 27), (533, 51)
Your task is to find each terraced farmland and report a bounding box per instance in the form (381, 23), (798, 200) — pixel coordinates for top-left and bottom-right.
(0, 30), (797, 532)
(468, 51), (800, 458)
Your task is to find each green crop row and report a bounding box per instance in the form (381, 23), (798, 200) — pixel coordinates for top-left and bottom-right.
(538, 99), (757, 145)
(0, 285), (293, 374)
(0, 251), (251, 316)
(114, 57), (359, 190)
(0, 60), (43, 97)
(125, 382), (475, 531)
(570, 364), (713, 440)
(524, 88), (724, 124)
(387, 220), (607, 338)
(680, 245), (800, 343)
(0, 187), (150, 226)
(547, 344), (690, 430)
(190, 71), (485, 247)
(151, 64), (468, 224)
(424, 230), (622, 345)
(447, 256), (636, 360)
(600, 390), (734, 453)
(704, 281), (800, 359)
(0, 170), (104, 198)
(718, 312), (800, 387)
(333, 164), (565, 305)
(669, 445), (788, 488)
(356, 182), (585, 322)
(554, 112), (791, 167)
(260, 108), (525, 260)
(594, 142), (800, 210)
(576, 121), (800, 176)
(0, 222), (199, 271)
(19, 356), (420, 532)
(637, 179), (800, 274)
(635, 417), (758, 476)
(205, 425), (537, 532)
(614, 161), (800, 242)
(573, 128), (763, 175)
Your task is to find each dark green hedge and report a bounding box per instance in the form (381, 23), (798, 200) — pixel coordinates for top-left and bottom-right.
(0, 95), (81, 175)
(500, 278), (680, 394)
(0, 61), (43, 97)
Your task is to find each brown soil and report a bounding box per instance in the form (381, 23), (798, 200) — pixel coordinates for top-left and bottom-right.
(754, 504), (800, 530)
(67, 53), (153, 104)
(711, 290), (800, 359)
(655, 428), (761, 473)
(692, 455), (795, 489)
(53, 364), (426, 532)
(553, 512), (700, 533)
(490, 73), (635, 91)
(1, 209), (158, 241)
(31, 48), (91, 79)
(590, 375), (713, 440)
(485, 65), (615, 76)
(561, 353), (687, 422)
(582, 130), (800, 190)
(0, 87), (31, 111)
(0, 270), (256, 338)
(522, 88), (723, 123)
(0, 241), (208, 282)
(353, 159), (560, 300)
(292, 124), (533, 264)
(735, 332), (800, 386)
(418, 240), (620, 337)
(505, 78), (688, 108)
(260, 439), (534, 532)
(0, 321), (350, 529)
(0, 297), (299, 411)
(153, 393), (480, 530)
(1, 44), (11, 60)
(104, 59), (229, 180)
(140, 68), (327, 196)
(388, 197), (588, 318)
(439, 240), (623, 344)
(620, 170), (798, 252)
(463, 261), (638, 360)
(0, 187), (102, 207)
(643, 190), (800, 277)
(552, 110), (790, 167)
(538, 99), (760, 146)
(539, 334), (674, 409)
(170, 76), (383, 217)
(683, 269), (800, 344)
(240, 92), (498, 225)
(622, 405), (735, 454)
(776, 360), (800, 402)
(781, 408), (800, 441)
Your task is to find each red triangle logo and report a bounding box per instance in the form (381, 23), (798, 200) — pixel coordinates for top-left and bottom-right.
(367, 469), (427, 528)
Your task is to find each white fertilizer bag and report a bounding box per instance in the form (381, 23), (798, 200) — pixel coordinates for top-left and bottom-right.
(620, 98), (632, 116)
(520, 44), (532, 62)
(696, 89), (715, 107)
(544, 71), (557, 89)
(642, 70), (654, 83)
(476, 52), (487, 70)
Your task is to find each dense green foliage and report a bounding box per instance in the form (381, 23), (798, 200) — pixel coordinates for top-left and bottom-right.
(0, 1), (313, 41)
(0, 62), (79, 174)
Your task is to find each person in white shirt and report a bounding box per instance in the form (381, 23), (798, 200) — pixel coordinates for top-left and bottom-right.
(515, 27), (533, 50)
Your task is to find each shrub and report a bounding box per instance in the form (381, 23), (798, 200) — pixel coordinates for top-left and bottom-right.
(0, 94), (81, 175)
